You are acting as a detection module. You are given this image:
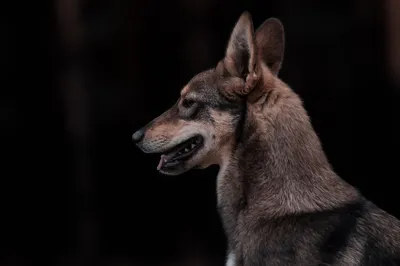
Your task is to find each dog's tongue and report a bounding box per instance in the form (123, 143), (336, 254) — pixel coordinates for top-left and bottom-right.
(157, 155), (167, 170)
(157, 153), (176, 170)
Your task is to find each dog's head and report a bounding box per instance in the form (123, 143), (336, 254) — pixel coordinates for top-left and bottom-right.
(133, 12), (285, 175)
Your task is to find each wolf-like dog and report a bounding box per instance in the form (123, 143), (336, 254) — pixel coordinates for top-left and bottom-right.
(132, 12), (400, 266)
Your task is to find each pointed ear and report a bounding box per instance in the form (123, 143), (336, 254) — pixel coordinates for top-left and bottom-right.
(255, 18), (285, 76)
(224, 12), (257, 79)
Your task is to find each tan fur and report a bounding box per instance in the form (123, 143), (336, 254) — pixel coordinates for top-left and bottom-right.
(146, 121), (182, 138)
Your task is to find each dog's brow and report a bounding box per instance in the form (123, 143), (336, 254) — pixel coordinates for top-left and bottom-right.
(180, 85), (190, 97)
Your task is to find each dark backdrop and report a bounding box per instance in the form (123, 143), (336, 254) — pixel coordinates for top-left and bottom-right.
(2, 0), (399, 265)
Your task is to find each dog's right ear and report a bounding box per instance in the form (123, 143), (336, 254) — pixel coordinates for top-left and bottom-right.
(217, 11), (259, 98)
(223, 11), (257, 81)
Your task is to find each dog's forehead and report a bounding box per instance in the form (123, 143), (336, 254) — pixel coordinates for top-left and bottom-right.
(181, 69), (219, 98)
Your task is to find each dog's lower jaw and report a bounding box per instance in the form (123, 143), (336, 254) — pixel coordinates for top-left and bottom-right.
(193, 163), (209, 169)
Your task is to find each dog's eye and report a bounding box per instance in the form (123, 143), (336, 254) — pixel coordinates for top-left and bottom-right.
(182, 99), (195, 109)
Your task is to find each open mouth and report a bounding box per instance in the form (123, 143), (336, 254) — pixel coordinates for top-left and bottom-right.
(157, 135), (203, 171)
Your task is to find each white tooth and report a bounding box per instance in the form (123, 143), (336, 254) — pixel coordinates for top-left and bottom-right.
(191, 144), (196, 149)
(184, 148), (189, 152)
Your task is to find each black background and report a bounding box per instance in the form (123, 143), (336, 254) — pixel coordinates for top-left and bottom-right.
(2, 0), (399, 265)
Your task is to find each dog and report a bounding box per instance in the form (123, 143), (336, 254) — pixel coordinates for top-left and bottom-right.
(132, 11), (400, 266)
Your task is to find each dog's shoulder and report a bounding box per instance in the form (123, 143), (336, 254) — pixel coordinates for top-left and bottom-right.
(243, 199), (400, 265)
(354, 201), (400, 265)
(319, 199), (400, 265)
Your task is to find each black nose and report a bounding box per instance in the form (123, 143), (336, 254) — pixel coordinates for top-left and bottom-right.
(132, 129), (145, 143)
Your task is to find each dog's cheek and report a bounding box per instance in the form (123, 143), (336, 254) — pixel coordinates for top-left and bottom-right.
(195, 107), (213, 123)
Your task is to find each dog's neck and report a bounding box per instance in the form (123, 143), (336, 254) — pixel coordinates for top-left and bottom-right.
(216, 79), (360, 218)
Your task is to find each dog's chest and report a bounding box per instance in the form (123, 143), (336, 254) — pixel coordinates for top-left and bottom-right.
(216, 166), (245, 242)
(231, 218), (329, 266)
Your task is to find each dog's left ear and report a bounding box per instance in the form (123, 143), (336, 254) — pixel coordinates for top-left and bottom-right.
(222, 11), (258, 95)
(255, 18), (285, 76)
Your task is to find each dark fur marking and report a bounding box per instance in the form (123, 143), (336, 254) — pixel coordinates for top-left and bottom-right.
(234, 100), (247, 148)
(213, 102), (240, 112)
(318, 201), (365, 265)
